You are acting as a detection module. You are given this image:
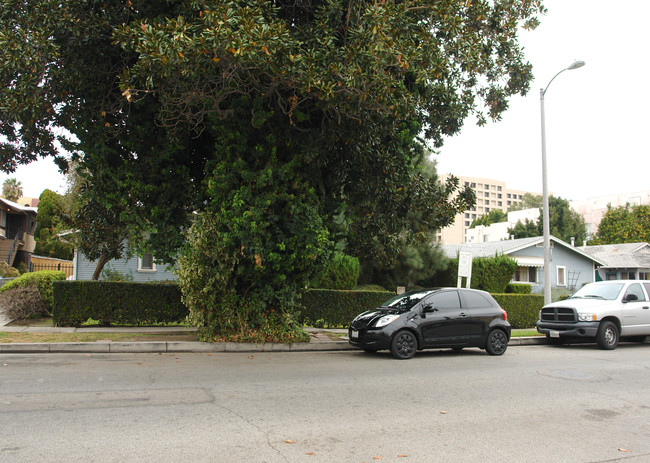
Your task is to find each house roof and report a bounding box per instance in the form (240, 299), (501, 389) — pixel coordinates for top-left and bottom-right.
(0, 197), (37, 215)
(441, 235), (606, 266)
(578, 243), (650, 269)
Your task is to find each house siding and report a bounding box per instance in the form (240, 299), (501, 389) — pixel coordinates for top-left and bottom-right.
(74, 251), (177, 282)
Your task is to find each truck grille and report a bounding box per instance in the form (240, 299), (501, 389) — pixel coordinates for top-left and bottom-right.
(540, 307), (577, 323)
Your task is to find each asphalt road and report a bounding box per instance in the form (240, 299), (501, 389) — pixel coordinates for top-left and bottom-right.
(1, 343), (650, 463)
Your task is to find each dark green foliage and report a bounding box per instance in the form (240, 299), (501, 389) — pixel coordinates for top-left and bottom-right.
(300, 289), (394, 328)
(312, 252), (360, 290)
(470, 209), (507, 228)
(492, 293), (543, 329)
(52, 281), (189, 326)
(430, 255), (517, 293)
(0, 270), (66, 310)
(472, 255), (518, 293)
(508, 218), (539, 239)
(508, 195), (587, 244)
(33, 189), (73, 260)
(506, 283), (533, 294)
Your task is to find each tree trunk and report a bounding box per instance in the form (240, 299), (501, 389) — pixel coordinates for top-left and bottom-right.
(92, 254), (111, 280)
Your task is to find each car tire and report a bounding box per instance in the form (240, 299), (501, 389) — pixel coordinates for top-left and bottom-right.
(596, 321), (619, 350)
(485, 329), (508, 356)
(391, 330), (417, 360)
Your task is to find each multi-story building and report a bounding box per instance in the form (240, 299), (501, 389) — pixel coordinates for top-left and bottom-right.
(436, 175), (539, 245)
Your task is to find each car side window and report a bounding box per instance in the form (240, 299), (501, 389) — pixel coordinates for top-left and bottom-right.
(624, 283), (646, 302)
(461, 291), (494, 309)
(423, 291), (461, 310)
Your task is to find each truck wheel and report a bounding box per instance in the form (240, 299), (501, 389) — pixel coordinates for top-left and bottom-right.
(596, 321), (619, 350)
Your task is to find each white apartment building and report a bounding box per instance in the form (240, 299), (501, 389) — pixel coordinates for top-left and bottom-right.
(436, 175), (539, 245)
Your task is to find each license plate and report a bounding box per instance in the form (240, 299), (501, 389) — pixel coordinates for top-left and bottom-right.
(350, 330), (359, 339)
(550, 330), (560, 338)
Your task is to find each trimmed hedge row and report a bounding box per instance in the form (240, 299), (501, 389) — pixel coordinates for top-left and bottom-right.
(299, 289), (394, 328)
(52, 280), (189, 326)
(492, 293), (543, 329)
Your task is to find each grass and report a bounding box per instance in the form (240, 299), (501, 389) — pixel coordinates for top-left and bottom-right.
(0, 331), (199, 343)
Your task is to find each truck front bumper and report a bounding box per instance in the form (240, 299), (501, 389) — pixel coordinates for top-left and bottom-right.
(536, 321), (600, 338)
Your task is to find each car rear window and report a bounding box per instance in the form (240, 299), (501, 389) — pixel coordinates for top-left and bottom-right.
(461, 290), (495, 309)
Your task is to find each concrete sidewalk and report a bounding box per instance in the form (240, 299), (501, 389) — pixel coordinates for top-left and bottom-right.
(0, 324), (546, 354)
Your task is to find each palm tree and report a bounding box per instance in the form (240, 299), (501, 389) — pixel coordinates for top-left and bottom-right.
(2, 178), (23, 202)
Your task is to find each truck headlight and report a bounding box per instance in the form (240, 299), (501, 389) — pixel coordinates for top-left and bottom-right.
(578, 313), (597, 322)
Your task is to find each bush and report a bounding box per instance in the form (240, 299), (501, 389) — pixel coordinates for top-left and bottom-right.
(492, 293), (543, 329)
(0, 270), (66, 311)
(311, 252), (359, 290)
(300, 289), (394, 328)
(472, 255), (518, 293)
(4, 267), (20, 278)
(506, 283), (532, 294)
(0, 261), (8, 277)
(52, 280), (189, 326)
(0, 286), (48, 319)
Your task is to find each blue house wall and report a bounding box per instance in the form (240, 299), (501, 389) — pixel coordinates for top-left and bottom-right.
(73, 250), (178, 282)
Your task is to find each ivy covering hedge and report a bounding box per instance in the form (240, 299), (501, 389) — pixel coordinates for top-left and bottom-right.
(52, 280), (189, 326)
(300, 289), (394, 328)
(492, 293), (543, 329)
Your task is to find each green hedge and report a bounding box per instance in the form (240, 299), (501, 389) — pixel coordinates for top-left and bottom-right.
(300, 289), (394, 328)
(492, 293), (543, 329)
(52, 281), (189, 326)
(505, 283), (533, 294)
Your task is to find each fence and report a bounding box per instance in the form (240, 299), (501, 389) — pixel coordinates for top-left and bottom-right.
(30, 261), (74, 278)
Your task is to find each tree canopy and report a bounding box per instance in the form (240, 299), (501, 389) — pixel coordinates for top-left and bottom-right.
(591, 204), (650, 244)
(508, 195), (586, 244)
(2, 178), (22, 202)
(1, 0), (546, 341)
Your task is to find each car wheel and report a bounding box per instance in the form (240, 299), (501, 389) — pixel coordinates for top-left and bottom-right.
(596, 321), (619, 350)
(485, 329), (508, 356)
(391, 330), (417, 360)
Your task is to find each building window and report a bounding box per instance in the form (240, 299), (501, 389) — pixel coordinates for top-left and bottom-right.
(497, 193), (502, 199)
(138, 254), (156, 272)
(484, 192), (489, 198)
(640, 272), (650, 280)
(514, 267), (538, 283)
(621, 271), (636, 280)
(507, 193), (512, 199)
(557, 266), (566, 286)
(497, 186), (502, 191)
(606, 272), (618, 280)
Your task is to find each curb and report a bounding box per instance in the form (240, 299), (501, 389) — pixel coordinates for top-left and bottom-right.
(0, 337), (546, 354)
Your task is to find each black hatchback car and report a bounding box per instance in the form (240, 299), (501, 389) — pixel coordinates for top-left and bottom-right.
(348, 288), (511, 359)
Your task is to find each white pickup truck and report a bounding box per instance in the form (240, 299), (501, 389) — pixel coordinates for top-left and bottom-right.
(536, 280), (650, 350)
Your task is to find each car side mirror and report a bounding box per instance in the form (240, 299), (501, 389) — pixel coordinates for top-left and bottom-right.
(624, 294), (638, 302)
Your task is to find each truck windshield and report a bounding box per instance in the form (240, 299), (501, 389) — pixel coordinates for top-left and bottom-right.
(571, 283), (624, 301)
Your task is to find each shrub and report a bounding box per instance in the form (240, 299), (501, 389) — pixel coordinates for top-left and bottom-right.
(4, 267), (20, 278)
(506, 283), (532, 294)
(492, 293), (543, 329)
(300, 289), (394, 328)
(0, 286), (49, 319)
(52, 280), (189, 326)
(0, 270), (66, 310)
(17, 262), (28, 274)
(0, 261), (8, 277)
(472, 255), (518, 293)
(311, 252), (359, 290)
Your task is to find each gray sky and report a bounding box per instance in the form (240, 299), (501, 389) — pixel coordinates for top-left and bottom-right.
(436, 0), (650, 201)
(4, 0), (648, 201)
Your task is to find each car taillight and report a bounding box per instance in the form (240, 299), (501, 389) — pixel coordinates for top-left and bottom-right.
(500, 308), (508, 321)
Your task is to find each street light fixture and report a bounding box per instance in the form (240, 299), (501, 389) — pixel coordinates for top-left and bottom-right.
(540, 60), (585, 306)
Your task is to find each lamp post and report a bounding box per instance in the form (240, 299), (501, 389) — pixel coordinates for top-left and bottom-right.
(540, 60), (585, 305)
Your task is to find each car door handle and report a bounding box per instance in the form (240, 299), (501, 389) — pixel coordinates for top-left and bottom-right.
(643, 306), (649, 310)
(459, 312), (469, 318)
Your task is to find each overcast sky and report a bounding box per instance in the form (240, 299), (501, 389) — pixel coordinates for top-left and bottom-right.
(3, 0), (648, 201)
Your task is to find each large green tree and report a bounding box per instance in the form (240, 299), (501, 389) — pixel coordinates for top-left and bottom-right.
(508, 195), (586, 244)
(33, 189), (74, 260)
(1, 0), (545, 341)
(591, 204), (650, 244)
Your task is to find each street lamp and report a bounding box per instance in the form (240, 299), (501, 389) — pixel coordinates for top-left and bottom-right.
(540, 60), (585, 305)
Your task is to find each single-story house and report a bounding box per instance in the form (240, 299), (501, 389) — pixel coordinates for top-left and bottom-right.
(441, 236), (605, 294)
(579, 242), (650, 281)
(72, 247), (177, 282)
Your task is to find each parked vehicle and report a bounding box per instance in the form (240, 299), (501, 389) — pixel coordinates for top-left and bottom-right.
(536, 280), (650, 350)
(348, 288), (511, 359)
